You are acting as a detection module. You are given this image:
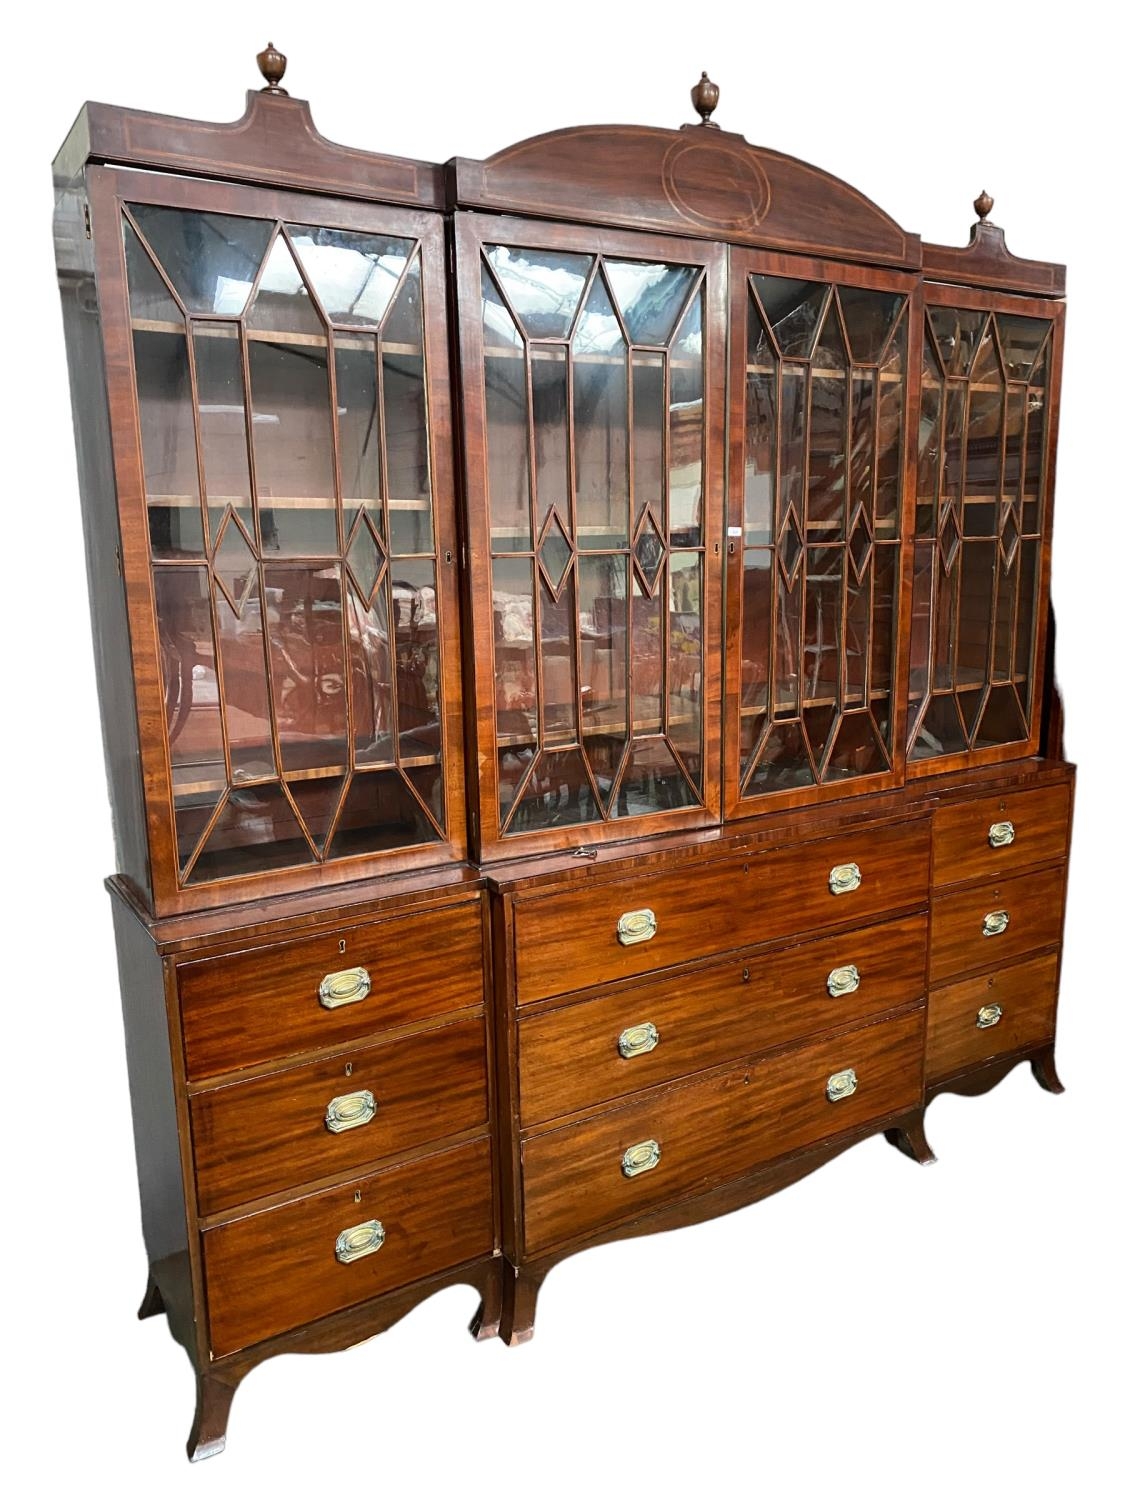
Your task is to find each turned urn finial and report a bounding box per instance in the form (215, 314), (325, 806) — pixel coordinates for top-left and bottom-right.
(257, 41), (288, 95)
(691, 71), (720, 127)
(974, 189), (995, 224)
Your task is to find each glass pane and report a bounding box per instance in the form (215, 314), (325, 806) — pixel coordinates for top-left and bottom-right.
(844, 548), (870, 705)
(849, 372), (874, 526)
(511, 749), (598, 831)
(213, 562), (276, 788)
(837, 287), (904, 364)
(613, 737), (695, 817)
(808, 371), (847, 540)
(382, 258), (432, 555)
(909, 541), (934, 705)
(531, 347), (570, 532)
(345, 512), (386, 607)
(929, 306), (984, 377)
(128, 205), (271, 316)
(1015, 537), (1040, 717)
(668, 552), (703, 791)
(632, 355), (665, 526)
(964, 331), (1003, 537)
(484, 245), (592, 339)
(917, 337), (943, 540)
(912, 694), (966, 761)
(328, 769), (439, 858)
(1003, 388), (1025, 498)
(955, 541), (994, 699)
(483, 266), (531, 550)
(604, 261), (696, 346)
(247, 234), (325, 337)
(804, 546), (842, 705)
(669, 289), (704, 547)
(193, 323), (252, 540)
(997, 313), (1050, 382)
(249, 338), (338, 555)
(335, 333), (381, 535)
(871, 544), (897, 746)
(941, 384), (965, 504)
(263, 565), (348, 774)
(289, 774), (347, 856)
(746, 720), (814, 790)
(347, 574), (394, 767)
(875, 325), (906, 530)
(185, 785), (315, 883)
(741, 548), (771, 710)
(573, 270), (628, 548)
(579, 555), (628, 796)
(824, 710), (888, 781)
(774, 551), (802, 716)
(976, 682), (1027, 748)
(287, 226), (412, 327)
(744, 293), (777, 546)
(632, 569), (664, 734)
(539, 570), (578, 746)
(813, 299), (848, 370)
(779, 368), (807, 521)
(154, 566), (225, 796)
(493, 556), (538, 751)
(1023, 369), (1049, 533)
(391, 559), (442, 770)
(752, 277), (827, 360)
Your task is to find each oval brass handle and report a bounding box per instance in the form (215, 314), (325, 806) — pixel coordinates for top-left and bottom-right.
(324, 1089), (377, 1134)
(618, 1021), (660, 1059)
(334, 1218), (385, 1264)
(621, 1139), (662, 1178)
(617, 908), (657, 946)
(982, 909), (1010, 937)
(319, 966), (372, 1009)
(826, 964), (860, 998)
(826, 1068), (858, 1102)
(976, 1002), (1003, 1029)
(828, 863), (861, 896)
(988, 820), (1016, 848)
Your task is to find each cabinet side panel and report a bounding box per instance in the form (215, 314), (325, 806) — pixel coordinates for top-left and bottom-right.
(54, 164), (151, 899)
(110, 899), (188, 1268)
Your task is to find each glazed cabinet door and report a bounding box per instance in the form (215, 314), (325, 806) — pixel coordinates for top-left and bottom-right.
(455, 215), (725, 859)
(906, 286), (1063, 772)
(726, 250), (918, 816)
(88, 168), (465, 913)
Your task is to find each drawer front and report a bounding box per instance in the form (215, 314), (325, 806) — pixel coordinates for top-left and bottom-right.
(514, 820), (929, 1003)
(192, 1017), (490, 1216)
(926, 952), (1058, 1082)
(203, 1137), (493, 1356)
(931, 782), (1070, 889)
(519, 912), (927, 1126)
(929, 866), (1066, 985)
(179, 899), (484, 1078)
(521, 1008), (924, 1256)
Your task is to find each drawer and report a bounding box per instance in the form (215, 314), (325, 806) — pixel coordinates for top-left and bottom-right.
(929, 866), (1066, 985)
(192, 1016), (490, 1216)
(179, 899), (484, 1078)
(203, 1137), (493, 1356)
(513, 820), (929, 1003)
(520, 1008), (924, 1256)
(926, 952), (1058, 1083)
(931, 782), (1071, 889)
(519, 912), (927, 1126)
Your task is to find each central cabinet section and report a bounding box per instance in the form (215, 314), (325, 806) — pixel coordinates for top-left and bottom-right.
(456, 217), (726, 857)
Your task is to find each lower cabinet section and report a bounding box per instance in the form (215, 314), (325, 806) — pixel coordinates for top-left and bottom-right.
(926, 951), (1059, 1083)
(203, 1136), (494, 1356)
(520, 1008), (925, 1256)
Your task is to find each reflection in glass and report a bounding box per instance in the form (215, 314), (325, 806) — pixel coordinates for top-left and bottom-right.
(492, 556), (538, 753)
(631, 568), (664, 734)
(669, 290), (704, 546)
(485, 245), (592, 338)
(483, 266), (531, 549)
(741, 549), (771, 710)
(128, 205), (272, 316)
(669, 552), (703, 792)
(193, 323), (252, 540)
(154, 565), (225, 801)
(825, 710), (887, 780)
(579, 555), (628, 798)
(837, 287), (903, 364)
(604, 261), (696, 345)
(574, 271), (628, 548)
(329, 769), (439, 857)
(748, 720), (814, 790)
(539, 570), (578, 745)
(808, 371), (847, 539)
(753, 277), (826, 359)
(613, 737), (694, 818)
(347, 573), (394, 766)
(185, 784), (315, 883)
(249, 338), (338, 554)
(632, 355), (665, 525)
(288, 774), (347, 855)
(804, 547), (842, 703)
(997, 313), (1050, 382)
(392, 559), (444, 777)
(744, 294), (776, 545)
(382, 258), (433, 554)
(779, 369), (807, 520)
(875, 324), (906, 527)
(531, 348), (570, 531)
(287, 226), (411, 327)
(336, 333), (381, 535)
(263, 565), (347, 773)
(929, 306), (984, 377)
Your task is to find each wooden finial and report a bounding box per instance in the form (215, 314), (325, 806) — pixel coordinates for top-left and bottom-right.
(974, 189), (994, 223)
(691, 71), (720, 127)
(256, 41), (288, 95)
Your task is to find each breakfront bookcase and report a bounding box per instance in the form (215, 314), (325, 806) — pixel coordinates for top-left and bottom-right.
(54, 47), (1074, 1460)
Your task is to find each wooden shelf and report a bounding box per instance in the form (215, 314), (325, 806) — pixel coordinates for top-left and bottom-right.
(171, 751), (441, 799)
(132, 318), (421, 357)
(483, 344), (698, 369)
(147, 494), (430, 512)
(748, 363), (903, 382)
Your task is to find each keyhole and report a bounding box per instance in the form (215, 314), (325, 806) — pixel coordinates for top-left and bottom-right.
(988, 977), (995, 989)
(999, 801), (1006, 812)
(339, 939), (346, 954)
(742, 968), (750, 983)
(345, 1061), (353, 1077)
(354, 1190), (362, 1204)
(444, 548), (453, 565)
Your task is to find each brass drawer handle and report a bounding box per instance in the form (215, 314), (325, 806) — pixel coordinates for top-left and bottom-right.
(618, 1021), (660, 1059)
(988, 820), (1016, 848)
(826, 1068), (858, 1102)
(976, 1002), (1004, 1029)
(324, 1089), (377, 1134)
(982, 909), (1010, 937)
(621, 1139), (662, 1178)
(318, 966), (371, 1009)
(828, 862), (861, 896)
(334, 1218), (385, 1264)
(826, 964), (860, 998)
(617, 908), (657, 946)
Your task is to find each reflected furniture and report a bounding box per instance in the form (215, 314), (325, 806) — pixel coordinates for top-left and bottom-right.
(53, 46), (1073, 1458)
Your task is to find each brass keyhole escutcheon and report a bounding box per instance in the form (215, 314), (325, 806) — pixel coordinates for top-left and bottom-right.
(339, 939), (346, 954)
(345, 1061), (353, 1077)
(742, 968), (750, 983)
(354, 1190), (362, 1204)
